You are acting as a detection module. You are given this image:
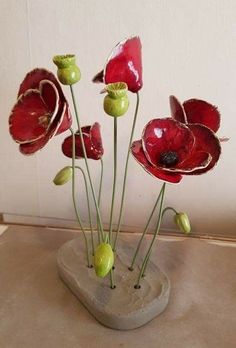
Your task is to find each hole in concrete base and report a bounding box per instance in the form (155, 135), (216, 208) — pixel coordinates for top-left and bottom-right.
(134, 284), (141, 289)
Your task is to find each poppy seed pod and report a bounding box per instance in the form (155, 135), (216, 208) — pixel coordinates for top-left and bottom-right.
(53, 55), (81, 85)
(103, 82), (129, 117)
(174, 212), (191, 234)
(53, 166), (72, 185)
(94, 243), (114, 278)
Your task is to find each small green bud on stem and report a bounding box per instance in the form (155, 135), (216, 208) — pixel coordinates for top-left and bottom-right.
(174, 212), (191, 234)
(94, 243), (114, 278)
(53, 166), (72, 185)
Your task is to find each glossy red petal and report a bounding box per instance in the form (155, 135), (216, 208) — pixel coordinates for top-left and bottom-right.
(90, 123), (104, 158)
(183, 99), (220, 132)
(186, 124), (221, 174)
(62, 124), (103, 161)
(103, 36), (142, 93)
(39, 80), (58, 113)
(165, 151), (211, 173)
(19, 103), (67, 155)
(9, 91), (48, 143)
(9, 81), (59, 144)
(55, 103), (72, 135)
(169, 95), (187, 123)
(142, 118), (194, 168)
(80, 126), (91, 135)
(19, 69), (58, 96)
(17, 69), (71, 135)
(62, 134), (87, 159)
(19, 132), (52, 155)
(17, 68), (70, 117)
(61, 135), (73, 158)
(131, 140), (182, 184)
(63, 134), (79, 159)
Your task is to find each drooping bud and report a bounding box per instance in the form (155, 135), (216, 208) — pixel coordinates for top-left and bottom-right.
(53, 166), (72, 185)
(94, 242), (114, 278)
(103, 82), (129, 117)
(53, 55), (81, 85)
(174, 212), (191, 234)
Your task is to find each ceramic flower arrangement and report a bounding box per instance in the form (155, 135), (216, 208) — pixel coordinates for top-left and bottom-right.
(9, 36), (223, 291)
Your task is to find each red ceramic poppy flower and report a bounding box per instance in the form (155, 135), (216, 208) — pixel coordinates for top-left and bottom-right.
(62, 122), (104, 160)
(131, 116), (221, 184)
(9, 68), (72, 155)
(93, 36), (142, 93)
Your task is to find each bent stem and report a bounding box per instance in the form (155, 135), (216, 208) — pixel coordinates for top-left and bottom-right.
(70, 129), (91, 267)
(113, 92), (140, 251)
(134, 183), (166, 289)
(97, 158), (104, 244)
(70, 85), (105, 242)
(129, 184), (165, 271)
(75, 166), (95, 255)
(108, 117), (118, 245)
(162, 206), (178, 217)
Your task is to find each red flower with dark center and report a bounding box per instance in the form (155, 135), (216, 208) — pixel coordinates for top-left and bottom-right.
(93, 36), (142, 93)
(9, 68), (72, 155)
(62, 123), (104, 160)
(131, 113), (221, 183)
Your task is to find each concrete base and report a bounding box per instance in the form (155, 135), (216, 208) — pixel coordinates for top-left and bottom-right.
(57, 235), (170, 330)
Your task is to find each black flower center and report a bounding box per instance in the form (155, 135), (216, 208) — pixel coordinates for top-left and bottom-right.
(159, 151), (179, 167)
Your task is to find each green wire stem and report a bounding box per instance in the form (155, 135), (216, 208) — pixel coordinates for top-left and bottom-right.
(97, 158), (104, 244)
(113, 92), (140, 251)
(70, 128), (91, 267)
(75, 166), (95, 256)
(70, 85), (105, 242)
(141, 187), (170, 278)
(134, 183), (166, 289)
(108, 117), (118, 245)
(129, 184), (165, 271)
(141, 204), (177, 278)
(142, 206), (177, 275)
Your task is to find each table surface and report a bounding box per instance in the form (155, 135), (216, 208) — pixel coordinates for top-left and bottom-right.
(0, 225), (235, 348)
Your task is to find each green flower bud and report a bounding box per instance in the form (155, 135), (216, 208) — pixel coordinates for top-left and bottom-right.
(103, 82), (129, 117)
(53, 166), (72, 185)
(174, 212), (191, 234)
(53, 54), (81, 85)
(94, 243), (114, 278)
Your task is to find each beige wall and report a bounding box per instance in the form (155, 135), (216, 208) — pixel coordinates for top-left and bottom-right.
(0, 0), (235, 237)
